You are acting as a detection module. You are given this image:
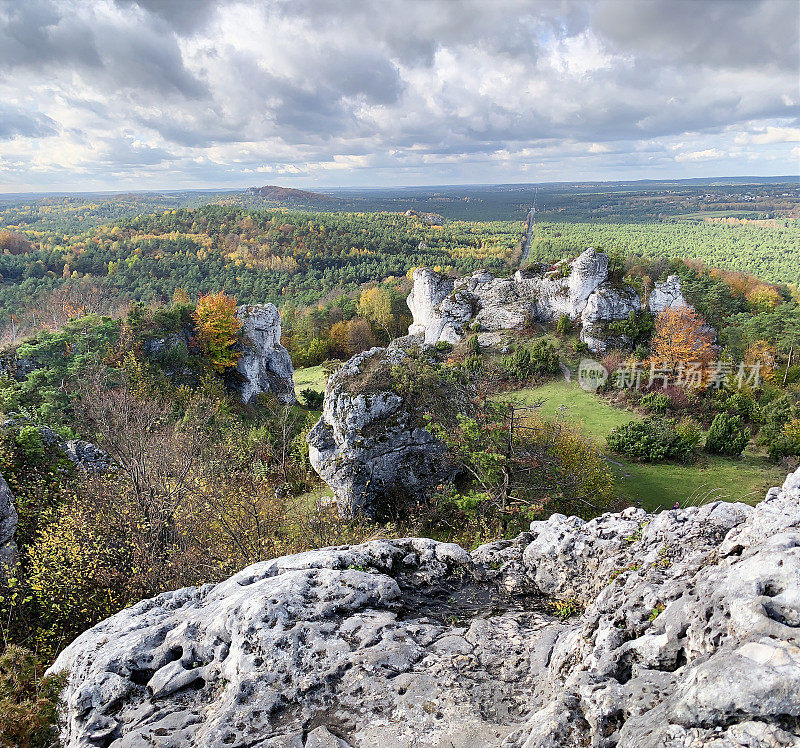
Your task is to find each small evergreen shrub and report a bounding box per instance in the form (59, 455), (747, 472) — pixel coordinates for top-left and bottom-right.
(639, 391), (671, 415)
(434, 340), (453, 353)
(705, 412), (749, 456)
(300, 388), (324, 409)
(555, 314), (572, 336)
(606, 417), (695, 462)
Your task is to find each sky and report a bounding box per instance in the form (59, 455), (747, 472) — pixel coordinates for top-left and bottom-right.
(0, 0), (798, 192)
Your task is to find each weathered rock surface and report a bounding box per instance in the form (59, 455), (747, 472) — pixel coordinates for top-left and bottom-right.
(0, 472), (17, 579)
(307, 344), (452, 517)
(408, 249), (692, 354)
(51, 470), (800, 747)
(235, 304), (296, 404)
(648, 275), (688, 314)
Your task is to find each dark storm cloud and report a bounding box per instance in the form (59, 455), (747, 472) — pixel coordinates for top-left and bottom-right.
(0, 0), (797, 189)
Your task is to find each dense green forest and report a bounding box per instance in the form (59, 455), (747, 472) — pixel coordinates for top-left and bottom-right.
(0, 206), (521, 327)
(527, 219), (800, 284)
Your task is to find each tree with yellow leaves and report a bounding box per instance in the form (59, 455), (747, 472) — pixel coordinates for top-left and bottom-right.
(194, 292), (242, 372)
(649, 307), (715, 371)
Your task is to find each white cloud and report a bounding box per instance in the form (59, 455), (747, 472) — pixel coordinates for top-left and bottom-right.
(674, 148), (725, 162)
(0, 0), (797, 190)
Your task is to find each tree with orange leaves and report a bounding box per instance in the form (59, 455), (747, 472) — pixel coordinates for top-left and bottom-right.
(649, 307), (715, 371)
(194, 292), (242, 372)
(745, 340), (777, 381)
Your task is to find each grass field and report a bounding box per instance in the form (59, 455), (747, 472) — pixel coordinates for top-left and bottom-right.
(294, 365), (328, 393)
(502, 380), (785, 512)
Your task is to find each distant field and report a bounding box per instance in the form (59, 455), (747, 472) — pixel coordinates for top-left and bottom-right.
(502, 380), (785, 512)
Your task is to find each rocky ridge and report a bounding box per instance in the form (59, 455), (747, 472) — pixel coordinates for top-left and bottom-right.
(407, 248), (689, 353)
(51, 468), (800, 747)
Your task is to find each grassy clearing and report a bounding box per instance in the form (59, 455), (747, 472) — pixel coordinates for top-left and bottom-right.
(502, 379), (638, 441)
(503, 379), (785, 512)
(294, 365), (328, 393)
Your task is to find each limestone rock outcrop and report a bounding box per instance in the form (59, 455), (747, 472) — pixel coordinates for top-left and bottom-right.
(235, 303), (296, 404)
(648, 274), (689, 313)
(0, 472), (17, 580)
(51, 468), (800, 747)
(408, 249), (692, 354)
(307, 344), (451, 517)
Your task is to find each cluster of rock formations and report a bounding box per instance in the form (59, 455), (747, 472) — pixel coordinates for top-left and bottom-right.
(408, 248), (688, 353)
(51, 466), (800, 747)
(307, 344), (452, 517)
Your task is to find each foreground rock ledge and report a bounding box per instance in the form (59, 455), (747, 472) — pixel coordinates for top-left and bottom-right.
(51, 472), (800, 748)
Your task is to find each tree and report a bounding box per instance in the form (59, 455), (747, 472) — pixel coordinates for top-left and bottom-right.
(428, 400), (613, 527)
(194, 292), (242, 372)
(705, 412), (749, 456)
(649, 307), (715, 372)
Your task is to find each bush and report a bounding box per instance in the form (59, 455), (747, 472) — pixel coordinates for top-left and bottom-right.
(0, 646), (65, 748)
(606, 417), (695, 462)
(502, 341), (560, 381)
(531, 341), (560, 376)
(705, 412), (749, 456)
(434, 340), (453, 353)
(675, 417), (704, 450)
(555, 314), (572, 336)
(639, 391), (671, 415)
(300, 388), (324, 409)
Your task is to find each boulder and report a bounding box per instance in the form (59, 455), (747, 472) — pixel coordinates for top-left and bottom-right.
(648, 275), (688, 314)
(51, 468), (800, 747)
(307, 345), (452, 517)
(408, 248), (647, 354)
(0, 472), (17, 580)
(235, 304), (296, 404)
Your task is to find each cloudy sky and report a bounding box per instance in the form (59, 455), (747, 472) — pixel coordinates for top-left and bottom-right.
(1, 0), (798, 192)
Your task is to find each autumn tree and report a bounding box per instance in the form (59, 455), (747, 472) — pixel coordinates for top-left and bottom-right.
(745, 339), (777, 381)
(194, 292), (242, 372)
(649, 307), (715, 371)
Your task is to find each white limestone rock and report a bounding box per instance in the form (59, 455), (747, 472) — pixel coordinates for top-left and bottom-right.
(306, 345), (452, 517)
(51, 467), (800, 748)
(0, 472), (17, 580)
(648, 275), (688, 314)
(235, 304), (296, 404)
(408, 249), (647, 354)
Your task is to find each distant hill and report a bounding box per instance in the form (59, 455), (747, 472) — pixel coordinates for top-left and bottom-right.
(245, 186), (336, 202)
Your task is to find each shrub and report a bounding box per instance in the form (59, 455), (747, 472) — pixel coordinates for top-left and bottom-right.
(675, 417), (704, 450)
(555, 314), (572, 336)
(639, 392), (670, 415)
(503, 347), (533, 380)
(301, 388), (324, 409)
(503, 341), (560, 381)
(531, 341), (559, 375)
(767, 418), (800, 460)
(606, 418), (695, 462)
(0, 646), (65, 748)
(434, 340), (453, 353)
(705, 413), (749, 456)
